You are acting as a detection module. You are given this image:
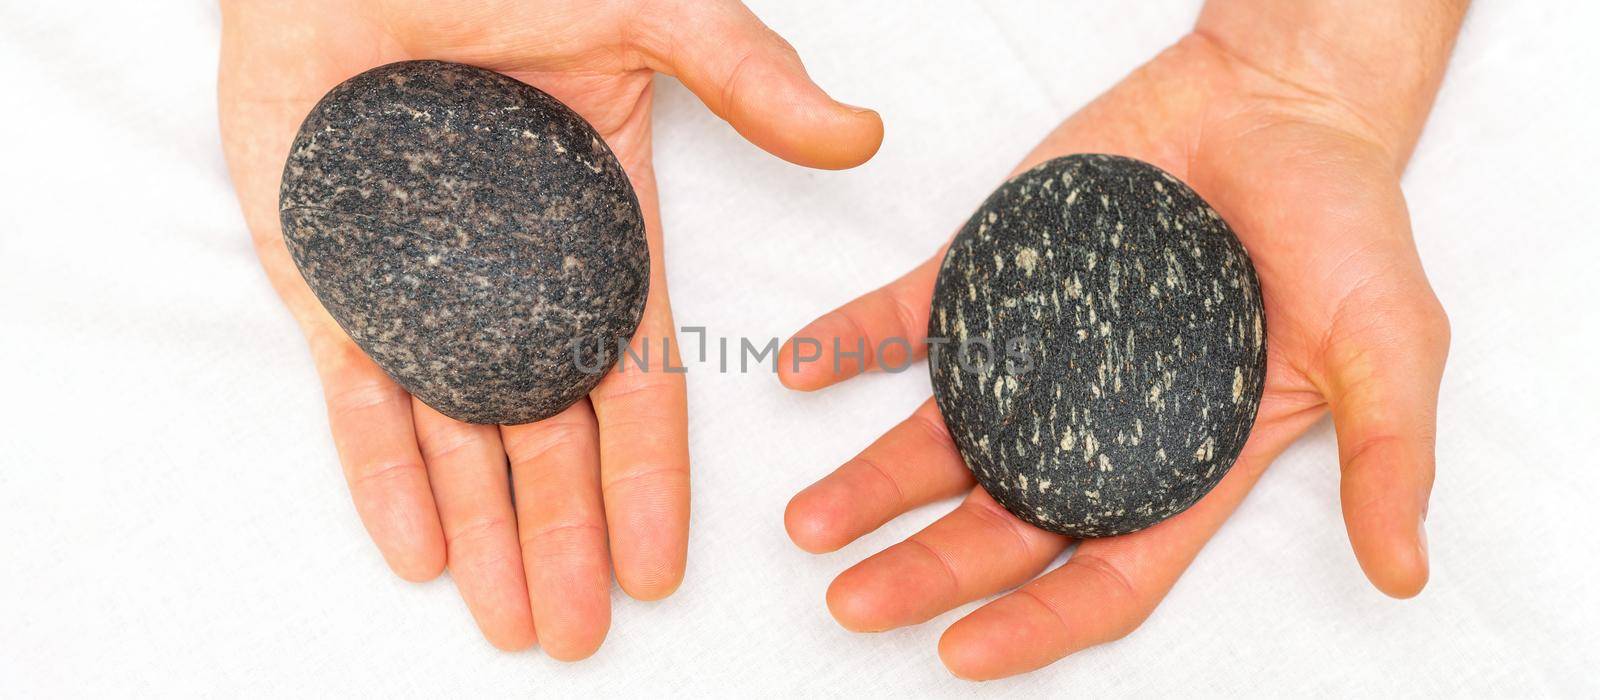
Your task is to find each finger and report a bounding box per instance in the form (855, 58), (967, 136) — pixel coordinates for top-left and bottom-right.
(309, 328), (445, 582)
(777, 251), (944, 391)
(414, 401), (536, 651)
(1325, 283), (1450, 599)
(589, 126), (690, 602)
(785, 398), (974, 553)
(503, 401), (612, 662)
(590, 310), (690, 600)
(826, 488), (1069, 632)
(631, 0), (882, 169)
(937, 392), (1324, 680)
(590, 320), (689, 600)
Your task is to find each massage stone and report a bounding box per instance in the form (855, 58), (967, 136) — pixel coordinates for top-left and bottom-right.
(928, 154), (1266, 537)
(280, 60), (648, 425)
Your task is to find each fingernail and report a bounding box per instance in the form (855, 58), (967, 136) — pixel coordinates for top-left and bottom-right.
(840, 102), (878, 117)
(1416, 516), (1430, 560)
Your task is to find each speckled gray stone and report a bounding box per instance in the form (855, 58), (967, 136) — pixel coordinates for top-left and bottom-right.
(928, 155), (1266, 537)
(280, 60), (648, 425)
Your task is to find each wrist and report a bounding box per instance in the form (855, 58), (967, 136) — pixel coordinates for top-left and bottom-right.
(1193, 0), (1469, 164)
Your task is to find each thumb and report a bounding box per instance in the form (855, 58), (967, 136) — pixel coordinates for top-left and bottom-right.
(632, 0), (883, 169)
(1324, 272), (1450, 599)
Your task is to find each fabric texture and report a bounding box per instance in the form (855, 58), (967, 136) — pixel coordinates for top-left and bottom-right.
(1, 1), (1595, 696)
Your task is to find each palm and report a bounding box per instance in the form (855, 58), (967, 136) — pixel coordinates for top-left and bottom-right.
(780, 36), (1446, 680)
(220, 0), (880, 660)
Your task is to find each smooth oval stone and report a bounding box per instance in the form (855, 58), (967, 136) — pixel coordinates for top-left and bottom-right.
(928, 154), (1266, 537)
(280, 61), (648, 425)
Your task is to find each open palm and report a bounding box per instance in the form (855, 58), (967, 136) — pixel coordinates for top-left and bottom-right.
(219, 0), (880, 659)
(779, 34), (1448, 680)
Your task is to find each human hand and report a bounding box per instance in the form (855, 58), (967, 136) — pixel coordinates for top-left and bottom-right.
(779, 1), (1461, 680)
(219, 0), (881, 659)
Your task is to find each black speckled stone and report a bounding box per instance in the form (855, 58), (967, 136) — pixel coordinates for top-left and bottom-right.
(928, 155), (1266, 537)
(280, 61), (648, 425)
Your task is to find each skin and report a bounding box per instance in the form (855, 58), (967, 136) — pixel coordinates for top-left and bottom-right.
(218, 0), (882, 660)
(779, 0), (1465, 680)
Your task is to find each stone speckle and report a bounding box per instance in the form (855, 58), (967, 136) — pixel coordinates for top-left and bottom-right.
(280, 60), (648, 425)
(928, 155), (1266, 537)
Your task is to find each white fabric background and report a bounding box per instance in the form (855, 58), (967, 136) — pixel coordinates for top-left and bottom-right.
(2, 0), (1597, 696)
